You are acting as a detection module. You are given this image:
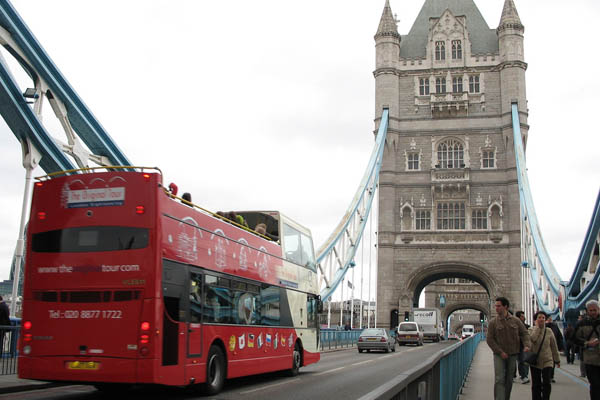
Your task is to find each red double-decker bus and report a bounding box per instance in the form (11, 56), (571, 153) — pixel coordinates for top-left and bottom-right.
(18, 167), (320, 394)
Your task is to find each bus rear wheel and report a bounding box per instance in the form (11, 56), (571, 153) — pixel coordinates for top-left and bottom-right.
(203, 345), (226, 395)
(288, 342), (302, 376)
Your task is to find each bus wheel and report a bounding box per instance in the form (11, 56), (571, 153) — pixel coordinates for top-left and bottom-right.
(203, 345), (226, 395)
(288, 343), (302, 377)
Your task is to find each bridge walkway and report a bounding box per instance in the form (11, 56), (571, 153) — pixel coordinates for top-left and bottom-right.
(460, 342), (589, 399)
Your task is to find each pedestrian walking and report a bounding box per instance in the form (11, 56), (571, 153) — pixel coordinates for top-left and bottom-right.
(0, 296), (10, 355)
(516, 310), (531, 384)
(573, 300), (600, 399)
(565, 323), (576, 364)
(576, 314), (587, 378)
(487, 297), (531, 400)
(529, 311), (560, 400)
(544, 316), (563, 383)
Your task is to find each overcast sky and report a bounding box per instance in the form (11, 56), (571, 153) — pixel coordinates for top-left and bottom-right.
(0, 1), (598, 304)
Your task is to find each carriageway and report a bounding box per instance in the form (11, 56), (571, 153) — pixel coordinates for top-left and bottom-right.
(0, 0), (598, 333)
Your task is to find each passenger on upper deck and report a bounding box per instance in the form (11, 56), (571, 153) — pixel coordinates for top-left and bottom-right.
(255, 223), (267, 236)
(181, 192), (193, 207)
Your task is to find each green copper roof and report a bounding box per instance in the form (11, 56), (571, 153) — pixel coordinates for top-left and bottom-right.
(400, 0), (499, 58)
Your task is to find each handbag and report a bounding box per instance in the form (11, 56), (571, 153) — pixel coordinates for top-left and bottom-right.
(523, 327), (546, 366)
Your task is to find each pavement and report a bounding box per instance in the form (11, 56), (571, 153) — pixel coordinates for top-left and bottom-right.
(460, 342), (591, 399)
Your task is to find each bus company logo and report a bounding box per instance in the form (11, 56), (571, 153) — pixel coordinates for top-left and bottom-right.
(229, 335), (236, 352)
(65, 187), (126, 208)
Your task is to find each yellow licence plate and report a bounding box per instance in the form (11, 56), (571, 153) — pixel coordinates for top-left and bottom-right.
(67, 361), (99, 370)
(405, 335), (412, 338)
(367, 338), (377, 341)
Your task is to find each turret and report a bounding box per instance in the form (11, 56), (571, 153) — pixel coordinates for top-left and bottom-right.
(497, 0), (527, 115)
(374, 0), (400, 120)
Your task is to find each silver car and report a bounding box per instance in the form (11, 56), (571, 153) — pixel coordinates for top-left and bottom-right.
(396, 322), (424, 346)
(357, 328), (396, 353)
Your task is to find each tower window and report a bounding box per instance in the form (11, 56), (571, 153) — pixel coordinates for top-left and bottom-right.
(472, 210), (487, 230)
(435, 41), (446, 61)
(437, 202), (465, 230)
(452, 77), (463, 93)
(469, 75), (480, 93)
(482, 150), (495, 168)
(419, 78), (430, 96)
(452, 40), (462, 59)
(436, 78), (446, 94)
(416, 210), (431, 230)
(407, 153), (420, 170)
(437, 139), (464, 169)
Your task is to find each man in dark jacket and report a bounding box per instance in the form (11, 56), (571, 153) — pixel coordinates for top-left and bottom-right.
(545, 316), (564, 382)
(0, 296), (10, 355)
(565, 323), (576, 364)
(573, 300), (600, 400)
(515, 311), (530, 384)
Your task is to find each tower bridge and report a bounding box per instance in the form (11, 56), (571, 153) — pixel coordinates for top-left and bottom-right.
(0, 0), (598, 397)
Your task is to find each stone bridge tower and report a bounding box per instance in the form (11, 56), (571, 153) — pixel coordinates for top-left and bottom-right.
(374, 0), (528, 328)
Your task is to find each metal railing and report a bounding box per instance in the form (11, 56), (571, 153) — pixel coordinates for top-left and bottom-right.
(0, 325), (19, 375)
(356, 333), (482, 400)
(319, 328), (363, 351)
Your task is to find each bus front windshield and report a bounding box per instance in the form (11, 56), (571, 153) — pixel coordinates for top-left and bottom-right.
(282, 223), (315, 271)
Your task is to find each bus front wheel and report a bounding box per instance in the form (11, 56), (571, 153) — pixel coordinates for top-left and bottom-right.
(203, 345), (226, 395)
(288, 342), (302, 376)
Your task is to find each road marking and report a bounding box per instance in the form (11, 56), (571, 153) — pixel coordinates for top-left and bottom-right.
(314, 366), (346, 376)
(239, 378), (301, 394)
(352, 359), (375, 366)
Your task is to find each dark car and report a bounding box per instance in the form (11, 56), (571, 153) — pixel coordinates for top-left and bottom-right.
(357, 328), (396, 353)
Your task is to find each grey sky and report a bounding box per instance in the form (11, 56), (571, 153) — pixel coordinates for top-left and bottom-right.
(0, 1), (598, 302)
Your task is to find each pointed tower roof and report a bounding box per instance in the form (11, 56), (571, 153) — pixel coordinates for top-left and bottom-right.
(400, 0), (498, 58)
(497, 0), (524, 32)
(375, 0), (400, 40)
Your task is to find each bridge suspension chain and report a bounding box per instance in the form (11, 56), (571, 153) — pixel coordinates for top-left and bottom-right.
(316, 108), (388, 302)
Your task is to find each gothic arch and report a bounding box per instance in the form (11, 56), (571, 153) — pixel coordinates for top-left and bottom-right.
(442, 303), (490, 322)
(400, 202), (414, 231)
(405, 262), (502, 307)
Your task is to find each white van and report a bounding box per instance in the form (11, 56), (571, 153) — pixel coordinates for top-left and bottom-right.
(461, 324), (475, 339)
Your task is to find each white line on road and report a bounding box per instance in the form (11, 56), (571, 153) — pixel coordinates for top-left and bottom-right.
(239, 378), (301, 394)
(351, 359), (375, 366)
(314, 366), (346, 376)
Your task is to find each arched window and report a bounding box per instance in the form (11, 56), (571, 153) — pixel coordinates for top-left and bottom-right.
(452, 40), (462, 59)
(437, 139), (464, 169)
(435, 41), (446, 60)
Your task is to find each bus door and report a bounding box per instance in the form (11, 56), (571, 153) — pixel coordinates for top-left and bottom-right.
(161, 260), (187, 384)
(187, 270), (203, 357)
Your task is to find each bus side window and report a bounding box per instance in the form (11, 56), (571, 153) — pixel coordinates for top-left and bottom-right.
(189, 272), (202, 323)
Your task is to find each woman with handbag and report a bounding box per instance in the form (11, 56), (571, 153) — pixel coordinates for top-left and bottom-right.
(528, 311), (560, 400)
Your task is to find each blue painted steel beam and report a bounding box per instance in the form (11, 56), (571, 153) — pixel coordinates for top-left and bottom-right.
(511, 102), (561, 315)
(0, 55), (75, 172)
(0, 0), (131, 171)
(318, 108), (388, 301)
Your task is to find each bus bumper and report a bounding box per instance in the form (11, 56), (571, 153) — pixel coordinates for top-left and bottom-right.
(18, 356), (154, 384)
(303, 350), (320, 366)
